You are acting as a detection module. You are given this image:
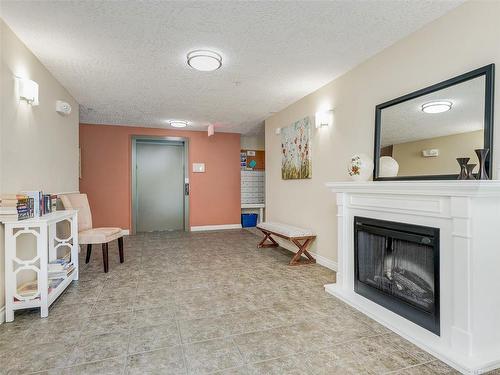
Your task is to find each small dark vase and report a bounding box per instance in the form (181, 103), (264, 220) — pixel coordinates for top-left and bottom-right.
(456, 157), (470, 180)
(475, 148), (490, 180)
(466, 164), (477, 180)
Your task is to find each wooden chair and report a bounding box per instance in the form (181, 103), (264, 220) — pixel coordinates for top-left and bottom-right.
(60, 193), (124, 273)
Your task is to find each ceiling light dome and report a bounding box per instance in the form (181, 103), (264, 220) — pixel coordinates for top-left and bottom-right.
(187, 50), (222, 71)
(169, 120), (188, 128)
(421, 101), (452, 114)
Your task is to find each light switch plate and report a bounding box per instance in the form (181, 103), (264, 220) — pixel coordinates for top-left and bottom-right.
(193, 163), (205, 173)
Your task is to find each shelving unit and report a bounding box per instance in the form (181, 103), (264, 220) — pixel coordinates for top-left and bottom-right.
(241, 170), (265, 223)
(3, 210), (79, 322)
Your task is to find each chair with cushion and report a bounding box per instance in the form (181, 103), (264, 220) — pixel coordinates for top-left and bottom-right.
(60, 193), (124, 273)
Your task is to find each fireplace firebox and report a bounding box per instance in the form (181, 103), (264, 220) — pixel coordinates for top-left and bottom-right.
(354, 216), (440, 335)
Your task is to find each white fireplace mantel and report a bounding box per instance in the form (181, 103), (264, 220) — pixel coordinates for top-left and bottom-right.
(325, 180), (500, 375)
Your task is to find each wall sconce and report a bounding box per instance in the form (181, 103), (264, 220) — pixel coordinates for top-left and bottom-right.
(315, 110), (333, 128)
(207, 124), (215, 137)
(17, 77), (39, 106)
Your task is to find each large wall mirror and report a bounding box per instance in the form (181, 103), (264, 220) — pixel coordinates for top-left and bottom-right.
(374, 64), (494, 180)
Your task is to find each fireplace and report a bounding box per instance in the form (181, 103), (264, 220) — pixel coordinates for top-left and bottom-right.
(354, 216), (440, 335)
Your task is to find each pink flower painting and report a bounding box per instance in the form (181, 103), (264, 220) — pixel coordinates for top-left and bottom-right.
(281, 117), (312, 179)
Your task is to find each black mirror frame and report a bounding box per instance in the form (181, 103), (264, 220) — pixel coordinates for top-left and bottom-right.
(373, 64), (495, 181)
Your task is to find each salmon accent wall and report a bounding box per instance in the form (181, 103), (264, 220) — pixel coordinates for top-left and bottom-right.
(79, 124), (241, 230)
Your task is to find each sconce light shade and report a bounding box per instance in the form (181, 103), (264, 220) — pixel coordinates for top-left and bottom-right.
(315, 110), (333, 128)
(18, 77), (39, 106)
(208, 124), (215, 137)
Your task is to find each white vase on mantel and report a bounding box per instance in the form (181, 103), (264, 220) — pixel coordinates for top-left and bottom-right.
(348, 154), (374, 181)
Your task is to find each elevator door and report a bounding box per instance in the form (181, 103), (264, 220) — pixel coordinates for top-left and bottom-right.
(136, 142), (184, 232)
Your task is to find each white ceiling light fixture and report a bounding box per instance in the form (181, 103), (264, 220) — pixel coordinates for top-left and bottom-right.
(169, 120), (188, 128)
(421, 100), (452, 114)
(187, 50), (222, 72)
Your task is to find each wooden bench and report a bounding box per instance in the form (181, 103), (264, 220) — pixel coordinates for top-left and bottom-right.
(257, 222), (316, 266)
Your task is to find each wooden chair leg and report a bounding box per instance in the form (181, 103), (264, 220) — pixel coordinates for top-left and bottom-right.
(102, 243), (109, 273)
(86, 244), (92, 264)
(118, 237), (124, 263)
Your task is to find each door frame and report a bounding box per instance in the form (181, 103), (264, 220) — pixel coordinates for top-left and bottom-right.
(131, 136), (190, 234)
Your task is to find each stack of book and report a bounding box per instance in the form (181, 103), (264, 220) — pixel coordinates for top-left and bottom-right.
(0, 194), (30, 221)
(48, 254), (75, 287)
(22, 191), (57, 218)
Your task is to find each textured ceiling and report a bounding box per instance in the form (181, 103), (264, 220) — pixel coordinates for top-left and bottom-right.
(1, 1), (463, 134)
(381, 76), (485, 147)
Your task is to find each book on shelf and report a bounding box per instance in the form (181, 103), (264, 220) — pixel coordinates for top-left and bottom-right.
(0, 206), (17, 214)
(17, 281), (39, 298)
(48, 256), (74, 280)
(49, 278), (64, 291)
(4, 190), (57, 220)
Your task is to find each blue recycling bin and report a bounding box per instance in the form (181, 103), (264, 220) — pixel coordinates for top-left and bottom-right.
(241, 213), (258, 228)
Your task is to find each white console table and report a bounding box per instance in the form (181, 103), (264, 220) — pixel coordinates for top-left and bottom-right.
(3, 210), (79, 322)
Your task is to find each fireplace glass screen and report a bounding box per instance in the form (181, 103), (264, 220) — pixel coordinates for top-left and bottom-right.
(354, 217), (440, 335)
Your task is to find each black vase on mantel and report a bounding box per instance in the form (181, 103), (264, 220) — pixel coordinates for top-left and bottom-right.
(456, 157), (470, 180)
(466, 164), (477, 180)
(475, 148), (490, 180)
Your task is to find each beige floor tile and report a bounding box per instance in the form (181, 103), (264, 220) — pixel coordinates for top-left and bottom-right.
(67, 332), (130, 365)
(126, 346), (185, 375)
(128, 322), (181, 354)
(183, 338), (244, 374)
(49, 357), (127, 375)
(1, 231), (460, 375)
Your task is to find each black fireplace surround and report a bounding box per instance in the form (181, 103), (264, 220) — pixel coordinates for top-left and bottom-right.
(354, 216), (440, 335)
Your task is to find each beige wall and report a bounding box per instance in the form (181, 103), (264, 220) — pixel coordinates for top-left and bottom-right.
(265, 1), (500, 266)
(0, 20), (79, 317)
(241, 134), (265, 151)
(392, 130), (484, 176)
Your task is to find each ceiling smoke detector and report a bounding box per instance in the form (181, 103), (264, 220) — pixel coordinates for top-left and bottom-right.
(187, 50), (222, 72)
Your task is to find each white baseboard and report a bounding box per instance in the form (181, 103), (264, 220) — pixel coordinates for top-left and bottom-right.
(0, 306), (5, 324)
(310, 251), (338, 271)
(191, 224), (242, 232)
(121, 229), (130, 236)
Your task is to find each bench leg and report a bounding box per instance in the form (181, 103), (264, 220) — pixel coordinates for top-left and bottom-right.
(289, 238), (316, 266)
(257, 230), (279, 248)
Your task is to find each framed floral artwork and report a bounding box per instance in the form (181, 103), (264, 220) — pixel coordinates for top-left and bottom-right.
(281, 116), (312, 179)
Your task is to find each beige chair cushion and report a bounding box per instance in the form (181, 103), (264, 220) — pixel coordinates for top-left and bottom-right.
(60, 193), (93, 232)
(257, 222), (315, 237)
(79, 227), (123, 244)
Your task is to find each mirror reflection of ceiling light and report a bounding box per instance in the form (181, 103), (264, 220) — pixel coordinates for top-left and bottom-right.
(169, 120), (188, 128)
(187, 50), (222, 71)
(421, 101), (452, 114)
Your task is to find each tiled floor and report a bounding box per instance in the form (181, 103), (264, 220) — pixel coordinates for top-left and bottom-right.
(0, 230), (465, 374)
